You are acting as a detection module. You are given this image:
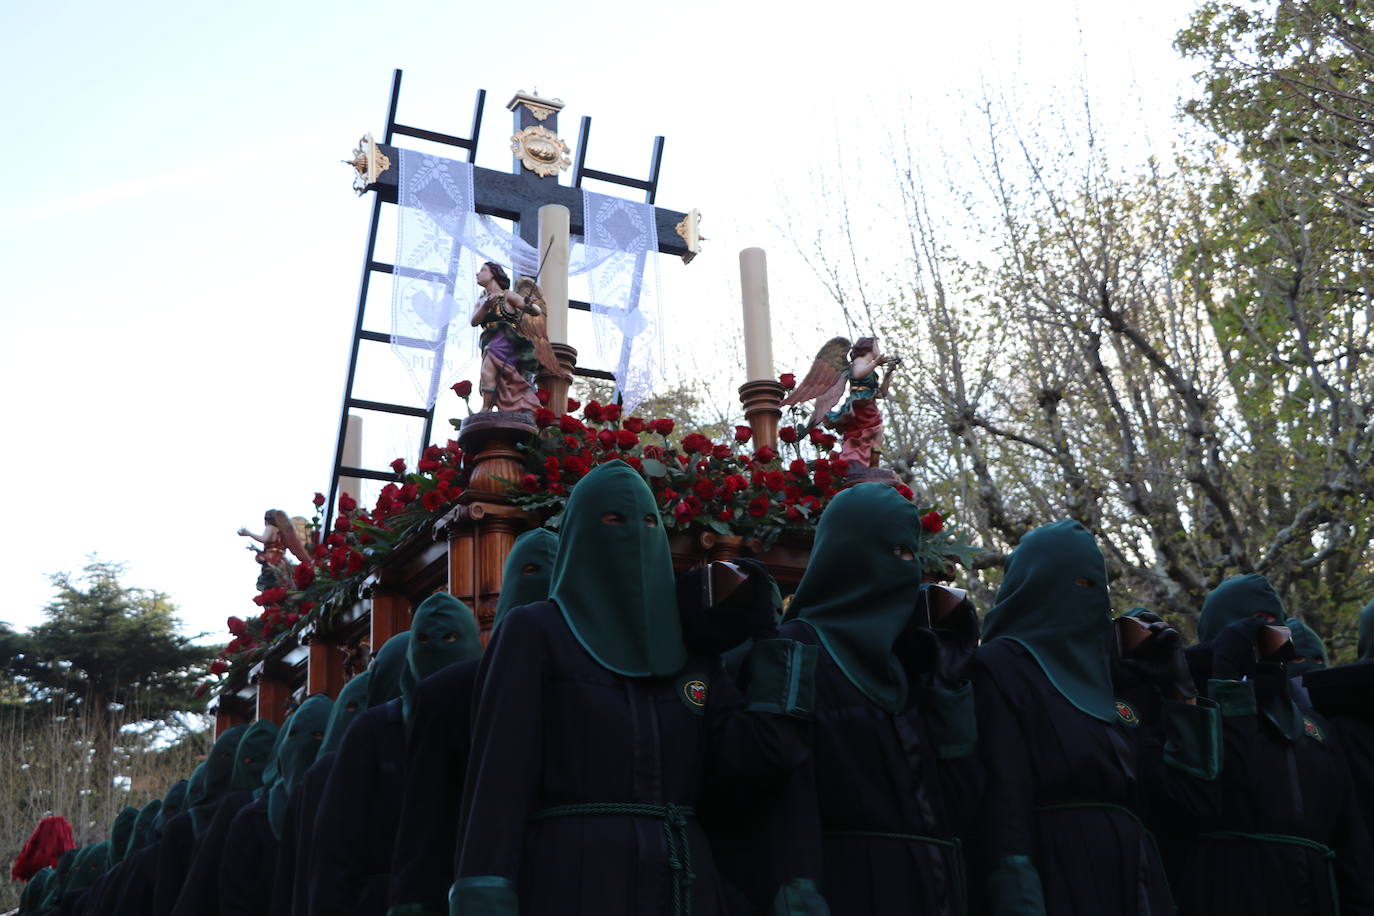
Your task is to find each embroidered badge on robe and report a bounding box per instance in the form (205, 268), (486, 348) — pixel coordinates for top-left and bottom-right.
(678, 677), (709, 714)
(1114, 700), (1140, 727)
(1303, 717), (1324, 742)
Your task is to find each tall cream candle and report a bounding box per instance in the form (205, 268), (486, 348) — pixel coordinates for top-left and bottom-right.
(739, 247), (774, 381)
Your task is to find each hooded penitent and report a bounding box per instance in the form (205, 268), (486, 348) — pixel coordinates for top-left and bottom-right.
(982, 520), (1117, 723)
(154, 779), (188, 836)
(10, 815), (75, 881)
(1287, 618), (1330, 678)
(1359, 597), (1374, 661)
(548, 460), (685, 678)
(64, 842), (110, 898)
(365, 632), (411, 709)
(787, 482), (926, 714)
(1199, 573), (1302, 741)
(493, 528), (558, 631)
(186, 725), (248, 835)
(106, 806), (138, 867)
(400, 592), (482, 725)
(229, 718), (280, 792)
(267, 694), (335, 839)
(125, 799), (161, 860)
(321, 670), (372, 755)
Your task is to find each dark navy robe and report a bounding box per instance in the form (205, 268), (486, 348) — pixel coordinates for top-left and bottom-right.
(170, 789), (253, 916)
(219, 795), (277, 916)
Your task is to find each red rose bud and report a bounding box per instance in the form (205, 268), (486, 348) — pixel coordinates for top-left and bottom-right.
(789, 459), (808, 475)
(261, 587), (287, 604)
(622, 417), (645, 434)
(534, 407), (556, 427)
(537, 388), (551, 406)
(711, 444), (731, 459)
(786, 506), (803, 522)
(335, 516), (352, 532)
(452, 379), (473, 398)
(778, 426), (799, 444)
(567, 398), (581, 412)
(615, 429), (638, 449)
(559, 414), (586, 434)
(920, 511), (943, 532)
(293, 564), (315, 588)
(734, 425), (753, 443)
(748, 496), (770, 518)
(346, 550), (366, 573)
(339, 493), (357, 512)
(682, 432), (711, 454)
(227, 616), (247, 636)
(779, 373), (796, 390)
(650, 418), (675, 436)
(211, 658), (230, 675)
(584, 400), (605, 422)
(764, 471), (787, 491)
(597, 429), (617, 450)
(390, 458), (407, 474)
(521, 473), (540, 491)
(829, 458), (851, 475)
(421, 489), (445, 511)
(602, 404), (622, 422)
(754, 446), (778, 463)
(312, 492), (325, 508)
(285, 612), (299, 626)
(674, 500), (693, 521)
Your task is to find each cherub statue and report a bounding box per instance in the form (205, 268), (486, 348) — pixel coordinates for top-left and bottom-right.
(468, 262), (563, 413)
(782, 336), (901, 468)
(238, 509), (313, 590)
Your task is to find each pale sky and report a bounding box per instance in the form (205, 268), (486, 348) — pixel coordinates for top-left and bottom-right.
(0, 0), (1202, 641)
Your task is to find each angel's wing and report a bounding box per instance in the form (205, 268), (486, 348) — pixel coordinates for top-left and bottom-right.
(517, 310), (566, 377)
(781, 337), (850, 425)
(283, 517), (314, 564)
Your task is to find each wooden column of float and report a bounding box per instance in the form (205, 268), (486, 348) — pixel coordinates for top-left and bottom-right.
(306, 636), (346, 697)
(370, 589), (412, 648)
(442, 410), (540, 643)
(214, 706), (250, 735)
(255, 676), (291, 725)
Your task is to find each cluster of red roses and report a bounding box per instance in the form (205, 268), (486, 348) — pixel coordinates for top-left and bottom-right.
(510, 389), (918, 544)
(204, 441), (469, 688)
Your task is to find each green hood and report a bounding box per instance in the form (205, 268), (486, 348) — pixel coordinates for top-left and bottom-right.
(154, 779), (187, 835)
(400, 592), (482, 726)
(1359, 597), (1374, 660)
(125, 799), (161, 859)
(1287, 618), (1329, 678)
(230, 718), (280, 792)
(187, 724), (247, 835)
(548, 460), (685, 678)
(107, 806), (138, 866)
(366, 632), (410, 709)
(43, 848), (77, 908)
(787, 483), (925, 714)
(982, 520), (1116, 723)
(321, 670), (372, 755)
(22, 866), (54, 912)
(1199, 574), (1302, 741)
(494, 529), (558, 630)
(65, 842), (109, 896)
(267, 694), (334, 839)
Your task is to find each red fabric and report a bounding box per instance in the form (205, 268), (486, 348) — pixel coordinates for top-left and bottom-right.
(11, 816), (75, 881)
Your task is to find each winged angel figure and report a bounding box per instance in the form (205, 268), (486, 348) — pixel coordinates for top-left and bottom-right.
(782, 336), (900, 468)
(469, 262), (566, 412)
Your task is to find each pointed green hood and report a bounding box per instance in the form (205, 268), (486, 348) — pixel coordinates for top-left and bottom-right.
(548, 460), (685, 678)
(321, 670), (372, 755)
(366, 632), (411, 709)
(125, 799), (161, 859)
(400, 593), (482, 725)
(1199, 574), (1302, 741)
(1359, 597), (1374, 661)
(1286, 618), (1329, 678)
(982, 520), (1116, 723)
(65, 842), (109, 896)
(494, 529), (558, 630)
(22, 866), (54, 912)
(267, 694), (334, 839)
(187, 724), (247, 835)
(155, 778), (187, 835)
(787, 483), (925, 714)
(230, 718), (280, 792)
(43, 848), (77, 909)
(106, 806), (138, 866)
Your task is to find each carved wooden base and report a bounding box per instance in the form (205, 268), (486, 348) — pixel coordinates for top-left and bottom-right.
(738, 379), (786, 451)
(459, 411), (538, 499)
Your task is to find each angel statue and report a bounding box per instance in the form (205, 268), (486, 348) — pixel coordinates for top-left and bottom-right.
(468, 261), (563, 413)
(782, 336), (901, 469)
(238, 509), (314, 590)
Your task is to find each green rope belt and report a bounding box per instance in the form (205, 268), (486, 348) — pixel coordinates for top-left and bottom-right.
(824, 830), (966, 916)
(1199, 830), (1339, 910)
(531, 803), (696, 916)
(1037, 802), (1176, 911)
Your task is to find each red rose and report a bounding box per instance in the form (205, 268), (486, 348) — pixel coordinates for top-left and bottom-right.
(682, 432), (711, 454)
(537, 388), (551, 405)
(673, 500), (694, 522)
(339, 493), (357, 512)
(624, 455), (643, 471)
(211, 658), (230, 675)
(422, 490), (445, 511)
(717, 508), (734, 521)
(642, 444), (663, 460)
(399, 483), (419, 502)
(390, 458), (407, 474)
(778, 426), (799, 444)
(312, 492), (325, 508)
(227, 616), (247, 636)
(346, 550), (365, 574)
(602, 403), (622, 422)
(830, 458), (851, 475)
(747, 496), (770, 518)
(615, 429), (638, 449)
(711, 444), (731, 459)
(521, 474), (540, 492)
(754, 446), (778, 463)
(559, 414), (586, 435)
(262, 587), (287, 604)
(734, 425), (752, 444)
(779, 373), (796, 390)
(195, 683), (209, 697)
(300, 602), (315, 615)
(326, 533), (345, 548)
(722, 474), (748, 495)
(786, 506), (803, 522)
(584, 401), (605, 422)
(623, 417), (645, 434)
(452, 379), (473, 398)
(596, 429), (617, 451)
(921, 510), (943, 533)
(529, 407), (553, 428)
(650, 418), (675, 436)
(226, 638), (242, 655)
(284, 612), (299, 626)
(418, 457), (441, 472)
(293, 564), (315, 588)
(813, 470), (833, 489)
(763, 470), (787, 491)
(334, 516), (351, 532)
(567, 398), (581, 412)
(693, 478), (718, 499)
(789, 459), (808, 475)
(818, 433), (838, 450)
